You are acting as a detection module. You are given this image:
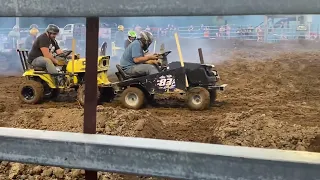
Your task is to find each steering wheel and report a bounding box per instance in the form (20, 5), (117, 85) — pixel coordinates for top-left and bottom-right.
(156, 51), (171, 71)
(56, 50), (72, 58)
(158, 50), (172, 57)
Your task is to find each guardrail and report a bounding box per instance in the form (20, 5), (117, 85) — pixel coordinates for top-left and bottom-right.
(1, 0), (320, 179)
(1, 127), (320, 179)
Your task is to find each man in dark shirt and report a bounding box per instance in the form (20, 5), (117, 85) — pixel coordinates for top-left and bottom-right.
(28, 24), (63, 74)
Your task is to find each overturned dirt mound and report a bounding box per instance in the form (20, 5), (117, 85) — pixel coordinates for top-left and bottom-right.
(4, 106), (166, 138)
(214, 109), (320, 151)
(96, 106), (167, 139)
(1, 106), (166, 180)
(0, 162), (159, 180)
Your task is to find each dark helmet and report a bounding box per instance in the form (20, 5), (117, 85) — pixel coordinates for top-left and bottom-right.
(139, 31), (153, 51)
(46, 24), (60, 34)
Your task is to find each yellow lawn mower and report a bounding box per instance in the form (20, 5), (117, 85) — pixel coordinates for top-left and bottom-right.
(17, 42), (111, 105)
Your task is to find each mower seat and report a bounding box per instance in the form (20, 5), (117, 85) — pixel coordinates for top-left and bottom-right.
(33, 66), (46, 71)
(28, 64), (46, 72)
(115, 64), (132, 81)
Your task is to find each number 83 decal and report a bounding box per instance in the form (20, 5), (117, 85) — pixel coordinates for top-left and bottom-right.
(157, 75), (176, 89)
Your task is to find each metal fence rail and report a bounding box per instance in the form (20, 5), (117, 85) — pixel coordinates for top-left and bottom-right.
(0, 127), (319, 180)
(1, 23), (317, 45)
(1, 0), (320, 17)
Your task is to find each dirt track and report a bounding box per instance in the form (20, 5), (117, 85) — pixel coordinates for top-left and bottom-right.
(1, 41), (320, 179)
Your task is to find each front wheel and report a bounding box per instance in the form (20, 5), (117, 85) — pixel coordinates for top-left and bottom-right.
(120, 87), (145, 109)
(186, 87), (210, 111)
(18, 80), (44, 104)
(77, 84), (100, 106)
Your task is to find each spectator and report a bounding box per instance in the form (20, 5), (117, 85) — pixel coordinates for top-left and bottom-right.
(135, 25), (142, 35)
(200, 24), (205, 31)
(236, 27), (242, 39)
(203, 27), (210, 39)
(115, 25), (125, 47)
(168, 24), (174, 37)
(217, 25), (225, 39)
(188, 25), (194, 38)
(8, 25), (20, 49)
(159, 28), (165, 37)
(247, 25), (253, 39)
(145, 25), (151, 31)
(256, 26), (264, 42)
(225, 24), (231, 39)
(310, 32), (318, 40)
(171, 25), (176, 33)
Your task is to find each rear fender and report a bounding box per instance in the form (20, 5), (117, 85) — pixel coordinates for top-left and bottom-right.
(23, 70), (56, 88)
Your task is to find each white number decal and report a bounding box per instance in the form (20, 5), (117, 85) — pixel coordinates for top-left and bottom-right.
(158, 79), (167, 86)
(166, 78), (173, 86)
(157, 75), (176, 89)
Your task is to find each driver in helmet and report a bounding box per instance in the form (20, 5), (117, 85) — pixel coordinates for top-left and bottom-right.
(120, 31), (159, 77)
(124, 30), (137, 49)
(28, 24), (63, 75)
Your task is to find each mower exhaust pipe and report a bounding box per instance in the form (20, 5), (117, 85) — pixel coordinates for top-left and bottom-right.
(198, 48), (204, 64)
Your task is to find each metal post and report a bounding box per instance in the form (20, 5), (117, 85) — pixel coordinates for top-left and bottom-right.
(317, 24), (319, 40)
(15, 17), (20, 48)
(84, 17), (99, 180)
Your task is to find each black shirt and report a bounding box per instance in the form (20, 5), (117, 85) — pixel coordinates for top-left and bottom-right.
(28, 33), (60, 63)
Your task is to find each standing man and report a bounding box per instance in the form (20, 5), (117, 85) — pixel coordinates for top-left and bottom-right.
(24, 27), (39, 50)
(8, 25), (20, 49)
(115, 25), (125, 47)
